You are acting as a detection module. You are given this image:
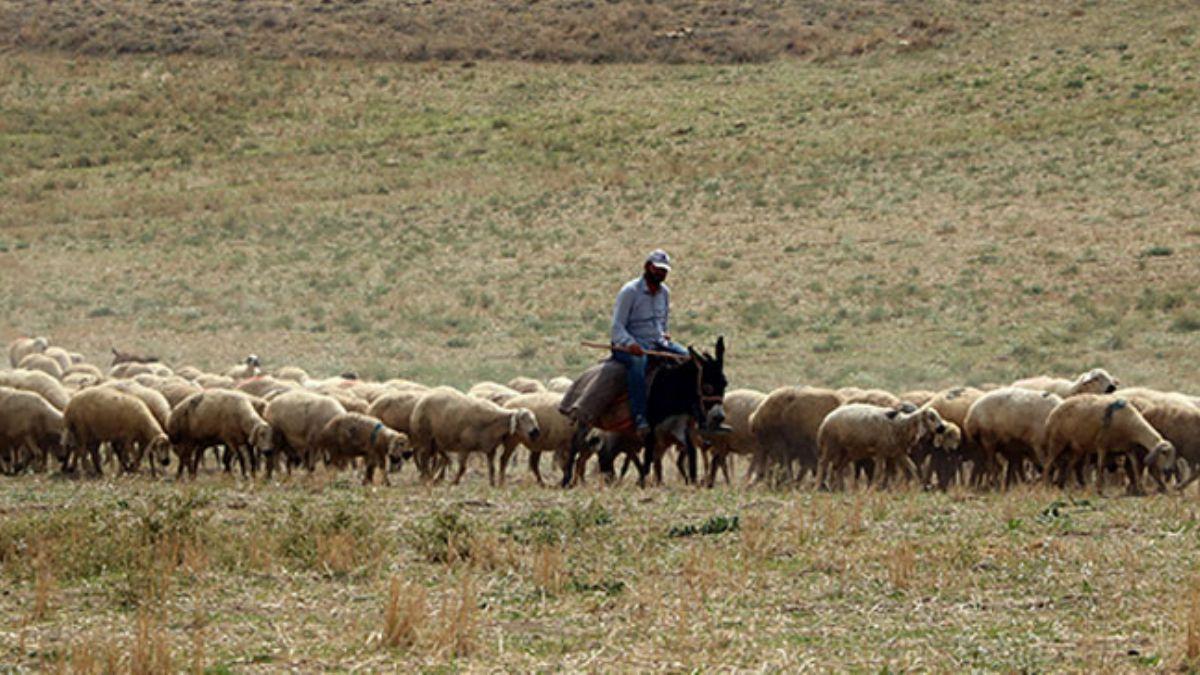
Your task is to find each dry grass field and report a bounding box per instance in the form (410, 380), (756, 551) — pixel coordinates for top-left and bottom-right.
(2, 0), (1200, 670)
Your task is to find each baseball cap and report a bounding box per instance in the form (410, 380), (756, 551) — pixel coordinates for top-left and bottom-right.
(646, 249), (672, 271)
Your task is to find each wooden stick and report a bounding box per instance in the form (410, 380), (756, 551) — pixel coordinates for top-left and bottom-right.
(580, 340), (688, 360)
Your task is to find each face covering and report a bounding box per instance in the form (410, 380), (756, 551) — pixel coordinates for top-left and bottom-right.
(647, 269), (668, 285)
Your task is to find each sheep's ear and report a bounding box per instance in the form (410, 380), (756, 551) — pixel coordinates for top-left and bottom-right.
(716, 336), (725, 364)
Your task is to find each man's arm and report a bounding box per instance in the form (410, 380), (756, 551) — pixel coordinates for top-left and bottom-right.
(611, 285), (638, 347)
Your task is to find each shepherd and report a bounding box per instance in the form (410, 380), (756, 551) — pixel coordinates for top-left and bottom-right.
(610, 249), (689, 435)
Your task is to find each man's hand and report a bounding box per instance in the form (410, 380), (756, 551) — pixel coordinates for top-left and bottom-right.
(626, 343), (645, 357)
(662, 333), (671, 342)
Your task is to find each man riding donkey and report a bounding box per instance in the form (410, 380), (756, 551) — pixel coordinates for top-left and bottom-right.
(559, 249), (729, 487)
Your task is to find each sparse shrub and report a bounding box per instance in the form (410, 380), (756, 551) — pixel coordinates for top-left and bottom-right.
(411, 509), (476, 564)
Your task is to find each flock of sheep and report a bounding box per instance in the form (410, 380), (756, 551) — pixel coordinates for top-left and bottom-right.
(3, 335), (1199, 496)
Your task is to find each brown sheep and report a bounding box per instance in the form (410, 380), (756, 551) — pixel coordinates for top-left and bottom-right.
(167, 390), (275, 479)
(963, 387), (1063, 489)
(136, 376), (202, 408)
(546, 376), (574, 394)
(18, 353), (64, 380)
(101, 380), (172, 432)
(42, 347), (73, 373)
(274, 366), (310, 384)
(467, 381), (521, 406)
(0, 369), (70, 410)
(817, 403), (947, 491)
(900, 390), (937, 406)
(366, 389), (428, 437)
(507, 377), (546, 394)
(65, 363), (105, 380)
(0, 386), (65, 473)
(749, 386), (843, 483)
(62, 387), (171, 476)
(262, 390), (347, 475)
(311, 412), (409, 485)
(195, 373), (236, 389)
(699, 388), (766, 487)
(8, 336), (49, 368)
(237, 375), (297, 400)
(1041, 395), (1175, 495)
(1136, 402), (1200, 491)
(923, 386), (985, 486)
(838, 387), (901, 408)
(224, 354), (262, 380)
(1114, 387), (1196, 411)
(175, 365), (204, 381)
(409, 387), (540, 486)
(498, 391), (593, 486)
(1013, 368), (1119, 397)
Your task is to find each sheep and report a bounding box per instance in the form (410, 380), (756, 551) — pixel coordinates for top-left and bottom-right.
(62, 372), (103, 391)
(699, 388), (766, 487)
(409, 387), (540, 486)
(816, 404), (947, 491)
(176, 366), (204, 381)
(8, 336), (48, 368)
(110, 347), (159, 365)
(1040, 395), (1175, 495)
(507, 377), (546, 394)
(467, 381), (522, 405)
(42, 347), (73, 373)
(166, 390), (275, 479)
(748, 386), (843, 484)
(224, 354), (262, 380)
(18, 353), (64, 380)
(0, 369), (70, 410)
(100, 380), (172, 431)
(194, 373), (235, 389)
(923, 386), (984, 486)
(1137, 402), (1200, 491)
(1013, 368), (1119, 397)
(383, 378), (429, 393)
(236, 375), (297, 400)
(310, 412), (409, 485)
(62, 387), (171, 476)
(366, 389), (428, 437)
(838, 387), (901, 408)
(900, 390), (937, 407)
(546, 376), (574, 394)
(963, 387), (1063, 489)
(0, 386), (65, 474)
(274, 366), (310, 384)
(109, 362), (165, 379)
(136, 376), (202, 408)
(262, 390), (347, 476)
(498, 391), (588, 486)
(1114, 387), (1196, 411)
(65, 363), (105, 380)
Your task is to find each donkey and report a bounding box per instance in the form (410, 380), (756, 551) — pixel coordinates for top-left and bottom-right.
(562, 337), (729, 487)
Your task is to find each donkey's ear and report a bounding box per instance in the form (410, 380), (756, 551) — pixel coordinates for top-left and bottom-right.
(716, 336), (725, 363)
(688, 346), (702, 362)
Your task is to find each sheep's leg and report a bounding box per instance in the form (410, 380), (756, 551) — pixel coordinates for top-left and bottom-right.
(498, 441), (517, 486)
(704, 448), (722, 488)
(486, 449), (497, 487)
(1177, 464), (1200, 492)
(901, 455), (922, 489)
(451, 452), (469, 485)
(1091, 449), (1106, 495)
(720, 454), (733, 486)
(1124, 453), (1145, 496)
(89, 443), (104, 477)
(684, 435), (698, 485)
(528, 450), (544, 486)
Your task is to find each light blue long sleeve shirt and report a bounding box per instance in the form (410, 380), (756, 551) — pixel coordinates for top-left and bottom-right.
(611, 276), (670, 349)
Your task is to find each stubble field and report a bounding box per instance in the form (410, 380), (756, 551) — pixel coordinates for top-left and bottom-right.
(1, 0), (1199, 670)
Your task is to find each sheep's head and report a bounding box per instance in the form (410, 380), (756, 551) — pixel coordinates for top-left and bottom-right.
(387, 433), (412, 466)
(1147, 440), (1177, 472)
(916, 406), (946, 438)
(32, 337), (49, 351)
(246, 354), (261, 368)
(149, 434), (173, 467)
(933, 421), (962, 451)
(1071, 368), (1119, 395)
(251, 423), (275, 455)
(508, 408), (540, 442)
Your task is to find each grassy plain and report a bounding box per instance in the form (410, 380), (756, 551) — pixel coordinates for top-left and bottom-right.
(1, 0), (1200, 671)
